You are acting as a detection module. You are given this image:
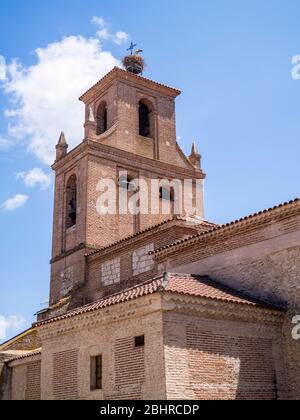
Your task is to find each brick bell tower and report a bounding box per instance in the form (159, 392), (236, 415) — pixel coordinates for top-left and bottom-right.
(43, 49), (206, 318)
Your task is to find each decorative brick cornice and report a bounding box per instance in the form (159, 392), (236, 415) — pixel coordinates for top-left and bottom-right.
(151, 199), (300, 261)
(50, 243), (97, 264)
(52, 139), (205, 180)
(79, 66), (181, 104)
(162, 294), (285, 326)
(36, 295), (161, 341)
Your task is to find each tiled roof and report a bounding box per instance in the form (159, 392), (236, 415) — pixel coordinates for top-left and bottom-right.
(151, 198), (300, 255)
(79, 66), (181, 102)
(6, 349), (42, 362)
(34, 274), (282, 327)
(85, 217), (217, 257)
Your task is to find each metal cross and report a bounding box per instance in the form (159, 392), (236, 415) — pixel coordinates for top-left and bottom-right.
(127, 42), (137, 55)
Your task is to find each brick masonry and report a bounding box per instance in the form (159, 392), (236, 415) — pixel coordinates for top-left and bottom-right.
(186, 330), (275, 400)
(48, 66), (204, 311)
(2, 65), (299, 401)
(53, 349), (79, 400)
(7, 293), (287, 400)
(115, 336), (145, 397)
(159, 209), (300, 399)
(25, 362), (41, 401)
(163, 307), (287, 400)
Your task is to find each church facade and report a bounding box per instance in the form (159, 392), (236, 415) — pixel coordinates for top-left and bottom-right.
(0, 57), (299, 400)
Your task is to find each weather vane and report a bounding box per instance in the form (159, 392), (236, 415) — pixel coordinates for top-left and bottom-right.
(127, 42), (137, 56)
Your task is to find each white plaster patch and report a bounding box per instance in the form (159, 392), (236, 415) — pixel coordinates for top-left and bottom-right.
(60, 266), (74, 297)
(102, 258), (121, 286)
(132, 243), (155, 276)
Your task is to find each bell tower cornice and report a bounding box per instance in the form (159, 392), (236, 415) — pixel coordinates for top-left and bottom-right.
(79, 66), (181, 104)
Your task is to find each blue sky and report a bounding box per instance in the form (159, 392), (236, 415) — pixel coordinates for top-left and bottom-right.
(0, 0), (299, 343)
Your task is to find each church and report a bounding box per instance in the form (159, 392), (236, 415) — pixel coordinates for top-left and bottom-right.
(0, 50), (299, 400)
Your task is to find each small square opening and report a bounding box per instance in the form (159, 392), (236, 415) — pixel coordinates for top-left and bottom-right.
(135, 335), (145, 347)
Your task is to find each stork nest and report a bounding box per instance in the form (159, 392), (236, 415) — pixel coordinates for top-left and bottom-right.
(123, 55), (145, 75)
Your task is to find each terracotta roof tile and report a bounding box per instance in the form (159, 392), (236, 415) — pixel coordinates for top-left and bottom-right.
(34, 274), (283, 327)
(85, 218), (216, 257)
(151, 198), (300, 255)
(163, 274), (278, 307)
(6, 349), (42, 362)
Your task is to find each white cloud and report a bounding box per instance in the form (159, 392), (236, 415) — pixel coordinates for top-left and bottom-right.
(0, 55), (6, 80)
(92, 16), (106, 27)
(92, 16), (129, 46)
(2, 194), (29, 211)
(114, 31), (130, 45)
(96, 28), (110, 40)
(0, 137), (12, 150)
(2, 34), (120, 165)
(0, 315), (26, 340)
(17, 168), (52, 189)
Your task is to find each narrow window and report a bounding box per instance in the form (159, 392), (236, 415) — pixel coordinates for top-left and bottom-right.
(135, 335), (145, 347)
(91, 355), (102, 391)
(96, 101), (108, 135)
(119, 174), (137, 192)
(139, 101), (151, 137)
(159, 186), (175, 202)
(66, 175), (77, 229)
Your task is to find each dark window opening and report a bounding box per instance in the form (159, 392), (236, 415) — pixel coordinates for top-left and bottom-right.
(135, 335), (145, 348)
(66, 175), (77, 229)
(91, 355), (102, 391)
(119, 174), (137, 192)
(139, 101), (151, 138)
(96, 102), (108, 136)
(159, 186), (175, 202)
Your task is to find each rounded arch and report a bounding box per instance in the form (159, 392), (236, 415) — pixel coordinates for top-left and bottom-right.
(66, 174), (77, 229)
(96, 101), (108, 136)
(138, 98), (154, 138)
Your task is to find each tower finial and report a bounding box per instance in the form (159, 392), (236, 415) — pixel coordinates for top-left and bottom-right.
(58, 131), (67, 145)
(191, 142), (199, 156)
(189, 141), (202, 169)
(123, 43), (145, 75)
(56, 131), (68, 161)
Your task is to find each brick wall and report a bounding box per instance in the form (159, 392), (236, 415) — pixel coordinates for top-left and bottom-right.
(186, 329), (276, 400)
(53, 349), (79, 400)
(50, 248), (87, 305)
(84, 74), (184, 167)
(49, 139), (204, 308)
(85, 224), (199, 303)
(163, 213), (300, 399)
(25, 362), (41, 400)
(38, 295), (166, 400)
(163, 310), (287, 400)
(114, 336), (145, 399)
(9, 355), (42, 400)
